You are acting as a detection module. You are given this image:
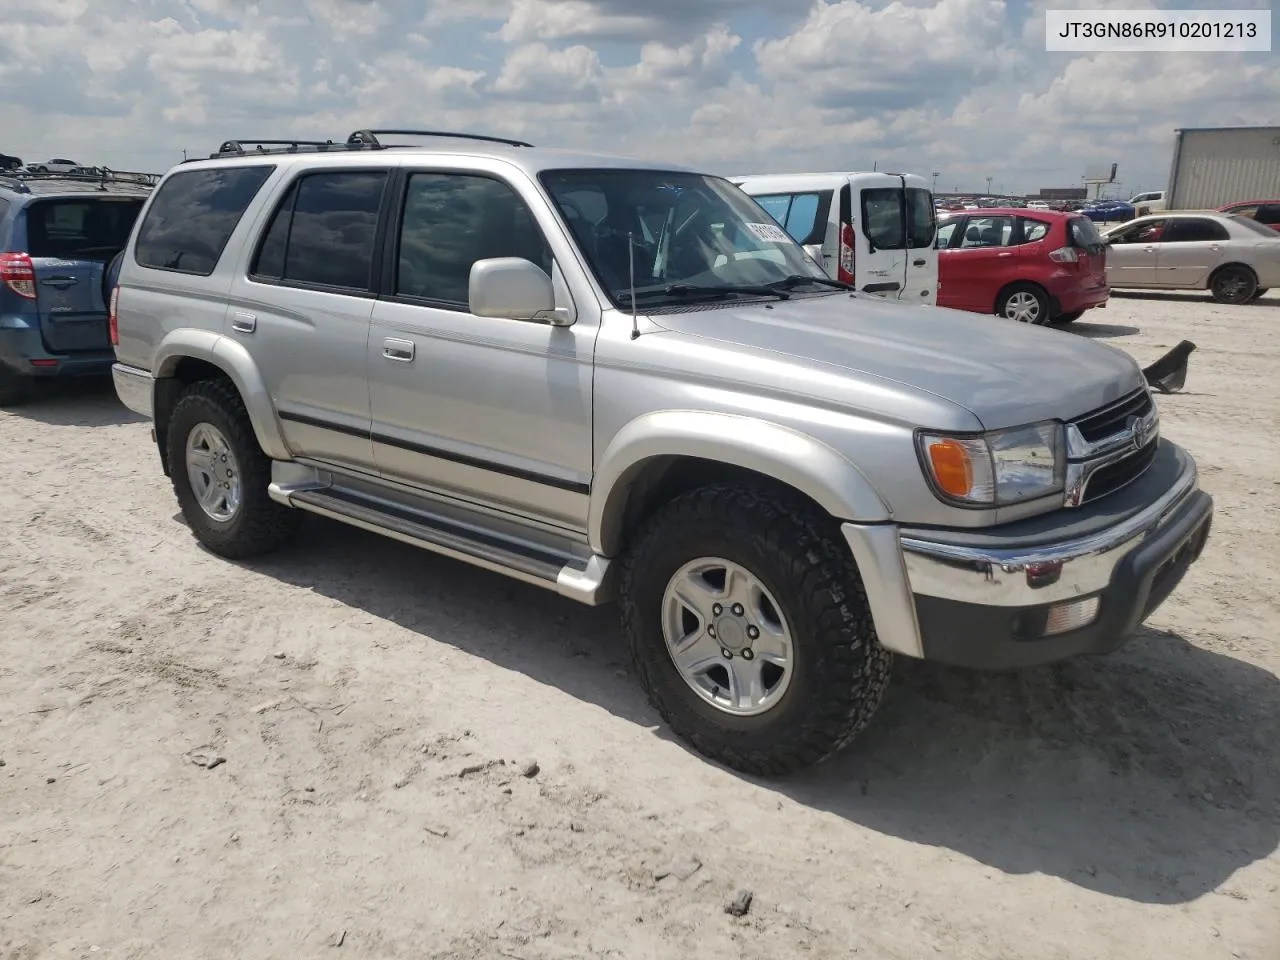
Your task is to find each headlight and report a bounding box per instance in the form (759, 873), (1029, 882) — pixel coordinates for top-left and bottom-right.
(917, 421), (1064, 506)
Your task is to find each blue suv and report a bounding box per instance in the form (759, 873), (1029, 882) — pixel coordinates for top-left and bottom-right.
(0, 169), (155, 405)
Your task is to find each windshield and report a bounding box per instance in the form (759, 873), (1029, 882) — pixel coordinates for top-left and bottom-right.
(1229, 214), (1280, 238)
(538, 169), (827, 307)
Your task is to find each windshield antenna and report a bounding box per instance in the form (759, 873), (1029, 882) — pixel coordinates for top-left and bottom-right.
(628, 232), (639, 340)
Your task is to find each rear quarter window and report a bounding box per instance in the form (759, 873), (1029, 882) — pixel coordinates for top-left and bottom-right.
(134, 165), (273, 275)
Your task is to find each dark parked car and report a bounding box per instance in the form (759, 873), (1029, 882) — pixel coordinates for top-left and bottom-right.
(0, 169), (154, 405)
(0, 154), (22, 171)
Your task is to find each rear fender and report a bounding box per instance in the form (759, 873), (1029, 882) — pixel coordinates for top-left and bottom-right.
(153, 329), (290, 460)
(590, 411), (891, 556)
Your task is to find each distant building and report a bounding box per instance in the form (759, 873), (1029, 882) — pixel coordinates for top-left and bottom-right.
(1038, 187), (1088, 200)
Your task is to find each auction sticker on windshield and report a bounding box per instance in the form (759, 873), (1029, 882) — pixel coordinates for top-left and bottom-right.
(745, 222), (792, 243)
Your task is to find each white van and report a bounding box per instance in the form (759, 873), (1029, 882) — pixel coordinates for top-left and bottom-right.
(732, 172), (939, 304)
(1129, 190), (1167, 217)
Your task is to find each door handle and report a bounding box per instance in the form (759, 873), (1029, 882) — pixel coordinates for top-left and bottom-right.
(912, 259), (926, 266)
(383, 338), (414, 362)
(231, 311), (256, 333)
(997, 252), (1013, 258)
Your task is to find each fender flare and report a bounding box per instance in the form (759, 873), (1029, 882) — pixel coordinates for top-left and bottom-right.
(153, 330), (291, 461)
(589, 410), (891, 556)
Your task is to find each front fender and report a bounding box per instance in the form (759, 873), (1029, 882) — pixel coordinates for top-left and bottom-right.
(153, 330), (290, 461)
(590, 411), (891, 556)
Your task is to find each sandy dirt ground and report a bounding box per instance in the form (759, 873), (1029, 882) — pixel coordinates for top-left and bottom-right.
(1, 290), (1278, 960)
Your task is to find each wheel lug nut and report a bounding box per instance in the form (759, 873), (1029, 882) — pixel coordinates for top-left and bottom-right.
(732, 603), (744, 617)
(707, 626), (716, 638)
(747, 625), (759, 639)
(721, 648), (732, 659)
(741, 648), (754, 661)
(712, 604), (723, 616)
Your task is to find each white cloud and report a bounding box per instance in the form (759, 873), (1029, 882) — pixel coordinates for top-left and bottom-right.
(0, 0), (1275, 195)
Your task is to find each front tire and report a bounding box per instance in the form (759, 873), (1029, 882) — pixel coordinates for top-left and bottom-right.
(997, 283), (1049, 324)
(167, 379), (300, 559)
(1210, 265), (1257, 305)
(618, 482), (892, 776)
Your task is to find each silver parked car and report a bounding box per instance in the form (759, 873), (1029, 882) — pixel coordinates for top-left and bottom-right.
(1102, 212), (1280, 303)
(108, 130), (1214, 775)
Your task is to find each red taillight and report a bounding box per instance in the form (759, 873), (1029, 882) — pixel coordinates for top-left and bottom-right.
(0, 252), (37, 299)
(1048, 246), (1079, 264)
(838, 222), (855, 285)
(108, 285), (120, 346)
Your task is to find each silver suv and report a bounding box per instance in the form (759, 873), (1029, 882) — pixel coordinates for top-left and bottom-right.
(110, 130), (1214, 775)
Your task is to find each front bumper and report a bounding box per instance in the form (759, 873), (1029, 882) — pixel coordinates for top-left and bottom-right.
(842, 440), (1213, 669)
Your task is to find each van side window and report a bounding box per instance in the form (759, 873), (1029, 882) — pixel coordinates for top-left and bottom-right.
(395, 173), (552, 308)
(250, 171), (386, 291)
(135, 166), (273, 275)
(749, 191), (831, 245)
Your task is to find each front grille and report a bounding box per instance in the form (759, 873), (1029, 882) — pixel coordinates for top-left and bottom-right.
(1073, 388), (1153, 444)
(1080, 436), (1159, 503)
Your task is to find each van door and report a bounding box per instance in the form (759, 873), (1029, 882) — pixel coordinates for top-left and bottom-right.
(744, 189), (835, 275)
(849, 174), (938, 304)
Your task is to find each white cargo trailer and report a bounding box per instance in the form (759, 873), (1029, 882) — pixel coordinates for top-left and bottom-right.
(1165, 126), (1280, 210)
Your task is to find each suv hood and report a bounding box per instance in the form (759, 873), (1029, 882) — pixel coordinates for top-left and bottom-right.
(649, 293), (1145, 430)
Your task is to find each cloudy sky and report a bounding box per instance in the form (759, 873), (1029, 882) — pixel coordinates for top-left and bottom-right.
(2, 0), (1276, 195)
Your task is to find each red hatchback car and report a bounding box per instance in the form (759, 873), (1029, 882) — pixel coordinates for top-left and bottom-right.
(935, 207), (1109, 324)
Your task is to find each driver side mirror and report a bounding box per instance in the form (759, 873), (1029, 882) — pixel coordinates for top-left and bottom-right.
(469, 257), (569, 325)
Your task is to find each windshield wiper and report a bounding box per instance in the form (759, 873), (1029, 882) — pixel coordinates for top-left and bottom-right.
(617, 282), (791, 303)
(765, 274), (854, 292)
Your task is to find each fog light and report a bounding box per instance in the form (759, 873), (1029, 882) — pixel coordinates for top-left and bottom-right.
(1043, 596), (1100, 636)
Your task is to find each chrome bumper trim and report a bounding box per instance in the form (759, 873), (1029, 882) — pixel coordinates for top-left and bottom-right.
(900, 456), (1198, 607)
(111, 362), (154, 419)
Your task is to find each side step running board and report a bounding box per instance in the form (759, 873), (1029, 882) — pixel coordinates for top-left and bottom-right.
(270, 476), (612, 605)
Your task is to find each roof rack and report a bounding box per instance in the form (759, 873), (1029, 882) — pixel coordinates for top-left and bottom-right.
(345, 129), (534, 149)
(0, 167), (161, 193)
(201, 128), (534, 161)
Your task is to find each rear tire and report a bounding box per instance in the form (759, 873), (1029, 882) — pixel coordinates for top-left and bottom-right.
(996, 283), (1049, 324)
(167, 378), (300, 559)
(1210, 265), (1257, 305)
(1054, 310), (1084, 324)
(0, 367), (32, 407)
(618, 481), (892, 776)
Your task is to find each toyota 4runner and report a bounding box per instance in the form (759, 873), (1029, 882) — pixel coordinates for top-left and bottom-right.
(109, 130), (1214, 775)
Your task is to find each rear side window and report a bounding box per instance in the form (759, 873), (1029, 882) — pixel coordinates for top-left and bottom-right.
(959, 216), (1014, 247)
(25, 198), (145, 261)
(135, 166), (272, 275)
(1164, 218), (1229, 243)
(905, 188), (935, 248)
(749, 191), (832, 246)
(1257, 204), (1280, 225)
(251, 171), (387, 291)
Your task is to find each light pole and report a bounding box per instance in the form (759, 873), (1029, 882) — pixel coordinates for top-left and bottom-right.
(985, 176), (993, 195)
(931, 171), (940, 194)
